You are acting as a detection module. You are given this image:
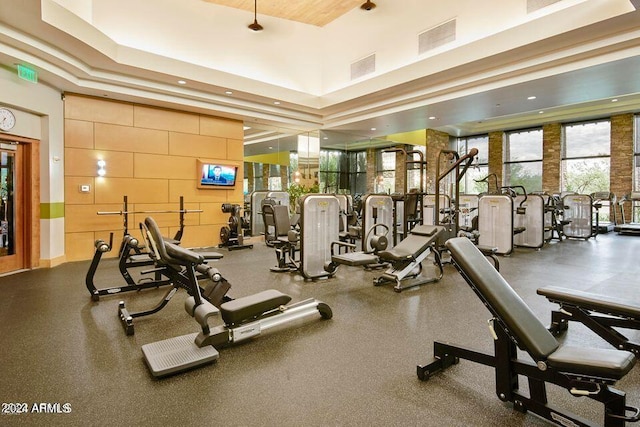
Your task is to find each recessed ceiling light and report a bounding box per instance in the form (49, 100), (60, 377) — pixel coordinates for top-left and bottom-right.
(371, 127), (377, 131)
(612, 98), (618, 102)
(539, 111), (544, 114)
(243, 126), (251, 130)
(273, 101), (281, 105)
(225, 90), (233, 95)
(268, 146), (273, 149)
(178, 80), (187, 85)
(323, 137), (328, 140)
(527, 96), (536, 100)
(428, 116), (436, 120)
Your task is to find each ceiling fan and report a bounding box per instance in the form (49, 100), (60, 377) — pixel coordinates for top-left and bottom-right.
(361, 1), (376, 11)
(248, 0), (263, 31)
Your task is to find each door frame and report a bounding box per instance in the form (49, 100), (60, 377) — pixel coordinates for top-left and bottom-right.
(0, 134), (39, 273)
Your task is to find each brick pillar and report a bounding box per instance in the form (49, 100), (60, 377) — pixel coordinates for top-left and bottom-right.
(262, 164), (270, 189)
(426, 129), (449, 194)
(247, 162), (254, 193)
(280, 165), (289, 189)
(395, 146), (406, 193)
(542, 123), (561, 194)
(488, 131), (504, 190)
(611, 113), (634, 220)
(366, 147), (376, 193)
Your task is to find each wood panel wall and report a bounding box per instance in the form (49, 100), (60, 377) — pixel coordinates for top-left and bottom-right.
(64, 94), (244, 261)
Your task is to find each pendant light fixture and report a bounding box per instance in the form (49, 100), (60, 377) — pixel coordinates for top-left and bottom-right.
(360, 0), (376, 11)
(248, 0), (263, 31)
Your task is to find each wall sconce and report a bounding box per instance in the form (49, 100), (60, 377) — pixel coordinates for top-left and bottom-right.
(293, 170), (302, 184)
(97, 159), (106, 177)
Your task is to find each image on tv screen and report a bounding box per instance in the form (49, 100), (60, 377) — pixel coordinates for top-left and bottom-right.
(200, 164), (236, 187)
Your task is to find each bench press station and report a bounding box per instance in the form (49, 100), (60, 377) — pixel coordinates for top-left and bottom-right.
(418, 237), (639, 426)
(373, 224), (444, 292)
(537, 286), (640, 355)
(139, 216), (332, 377)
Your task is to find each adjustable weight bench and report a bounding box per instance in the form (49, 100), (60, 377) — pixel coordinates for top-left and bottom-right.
(537, 286), (640, 355)
(373, 224), (444, 292)
(139, 217), (332, 377)
(418, 237), (639, 427)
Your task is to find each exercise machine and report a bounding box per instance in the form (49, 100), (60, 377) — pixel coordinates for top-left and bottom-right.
(374, 224), (444, 292)
(537, 286), (640, 355)
(268, 204), (299, 272)
(511, 187), (545, 250)
(434, 148), (478, 242)
(138, 216), (332, 377)
(563, 193), (593, 239)
(384, 147), (427, 242)
(324, 194), (393, 273)
(219, 203), (253, 250)
(615, 192), (640, 235)
(298, 194), (340, 280)
(249, 190), (289, 237)
(85, 195), (222, 301)
(418, 237), (639, 427)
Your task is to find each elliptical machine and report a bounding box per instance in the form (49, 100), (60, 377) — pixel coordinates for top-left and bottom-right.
(219, 203), (253, 250)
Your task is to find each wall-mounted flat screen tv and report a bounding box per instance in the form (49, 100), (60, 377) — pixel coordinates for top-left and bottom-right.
(197, 160), (238, 189)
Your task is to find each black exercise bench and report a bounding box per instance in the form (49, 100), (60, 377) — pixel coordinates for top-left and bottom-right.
(418, 237), (639, 426)
(373, 224), (444, 292)
(538, 285), (640, 355)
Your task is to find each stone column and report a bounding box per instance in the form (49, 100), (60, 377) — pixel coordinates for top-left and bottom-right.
(542, 123), (561, 194)
(610, 114), (634, 220)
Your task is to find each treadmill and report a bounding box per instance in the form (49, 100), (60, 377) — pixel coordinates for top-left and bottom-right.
(614, 192), (640, 235)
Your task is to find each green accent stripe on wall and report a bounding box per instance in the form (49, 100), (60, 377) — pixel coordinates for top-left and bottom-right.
(41, 202), (65, 219)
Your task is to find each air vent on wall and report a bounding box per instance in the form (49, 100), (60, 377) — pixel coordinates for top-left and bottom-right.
(418, 19), (456, 55)
(351, 54), (376, 80)
(527, 0), (562, 13)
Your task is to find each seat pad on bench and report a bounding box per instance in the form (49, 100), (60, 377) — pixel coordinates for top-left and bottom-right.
(547, 345), (635, 380)
(220, 289), (292, 325)
(332, 251), (379, 266)
(537, 286), (640, 319)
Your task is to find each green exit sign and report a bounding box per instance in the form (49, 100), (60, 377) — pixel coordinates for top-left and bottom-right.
(17, 64), (38, 83)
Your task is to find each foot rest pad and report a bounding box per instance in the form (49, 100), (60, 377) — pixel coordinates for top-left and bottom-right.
(142, 333), (219, 377)
(220, 290), (292, 326)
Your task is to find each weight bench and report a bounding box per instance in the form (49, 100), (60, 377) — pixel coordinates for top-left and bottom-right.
(324, 222), (390, 273)
(418, 237), (639, 427)
(373, 224), (444, 292)
(139, 216), (332, 377)
(537, 286), (640, 355)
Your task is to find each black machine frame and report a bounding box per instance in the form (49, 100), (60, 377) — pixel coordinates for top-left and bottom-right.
(418, 237), (639, 427)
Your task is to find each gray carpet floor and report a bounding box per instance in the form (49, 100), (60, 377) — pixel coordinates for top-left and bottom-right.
(1, 232), (640, 426)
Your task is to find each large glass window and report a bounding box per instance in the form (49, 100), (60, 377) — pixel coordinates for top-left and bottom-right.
(377, 150), (396, 193)
(348, 151), (367, 195)
(407, 146), (426, 191)
(503, 128), (543, 192)
(319, 150), (342, 193)
(457, 135), (488, 194)
(561, 120), (610, 194)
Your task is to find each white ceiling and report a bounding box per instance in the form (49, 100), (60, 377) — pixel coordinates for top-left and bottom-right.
(1, 0), (640, 155)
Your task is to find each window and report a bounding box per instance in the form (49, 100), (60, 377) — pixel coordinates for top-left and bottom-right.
(504, 128), (543, 192)
(561, 120), (610, 194)
(457, 135), (488, 194)
(407, 145), (426, 192)
(375, 150), (396, 194)
(348, 151), (367, 195)
(268, 164), (282, 191)
(319, 150), (342, 193)
(562, 120), (610, 221)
